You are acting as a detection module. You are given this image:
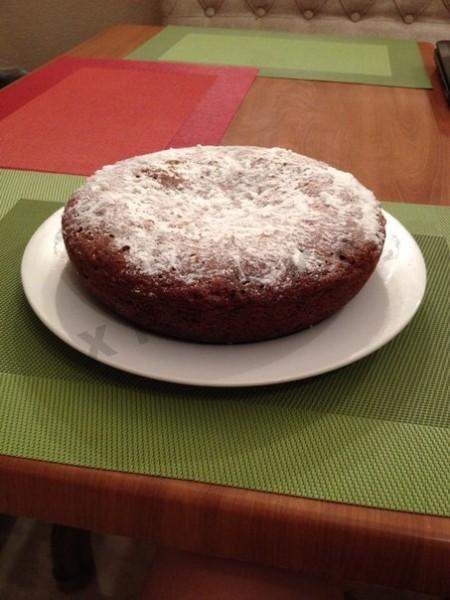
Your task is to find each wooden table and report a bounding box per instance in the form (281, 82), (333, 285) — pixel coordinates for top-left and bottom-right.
(1, 25), (449, 596)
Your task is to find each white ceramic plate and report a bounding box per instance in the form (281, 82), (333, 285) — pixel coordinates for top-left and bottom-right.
(21, 209), (426, 387)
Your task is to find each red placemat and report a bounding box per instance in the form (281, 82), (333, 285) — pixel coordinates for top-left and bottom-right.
(0, 57), (257, 175)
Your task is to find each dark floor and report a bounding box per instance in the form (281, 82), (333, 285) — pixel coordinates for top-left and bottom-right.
(0, 515), (154, 599)
(0, 515), (442, 600)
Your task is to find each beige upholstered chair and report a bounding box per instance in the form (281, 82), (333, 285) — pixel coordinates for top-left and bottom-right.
(162, 0), (450, 42)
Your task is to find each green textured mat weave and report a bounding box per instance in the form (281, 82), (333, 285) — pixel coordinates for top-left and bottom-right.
(0, 172), (449, 516)
(0, 168), (85, 219)
(127, 26), (432, 89)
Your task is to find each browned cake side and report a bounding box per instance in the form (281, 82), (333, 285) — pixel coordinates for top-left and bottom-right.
(62, 146), (386, 344)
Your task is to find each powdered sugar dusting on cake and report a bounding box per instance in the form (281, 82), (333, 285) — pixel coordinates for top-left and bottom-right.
(64, 146), (384, 286)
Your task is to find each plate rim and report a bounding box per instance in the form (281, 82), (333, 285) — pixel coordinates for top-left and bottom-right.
(21, 208), (427, 387)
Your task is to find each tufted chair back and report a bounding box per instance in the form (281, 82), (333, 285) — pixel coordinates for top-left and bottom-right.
(162, 0), (450, 42)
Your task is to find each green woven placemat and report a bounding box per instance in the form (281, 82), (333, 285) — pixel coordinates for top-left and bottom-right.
(127, 26), (432, 89)
(0, 168), (85, 220)
(0, 173), (449, 516)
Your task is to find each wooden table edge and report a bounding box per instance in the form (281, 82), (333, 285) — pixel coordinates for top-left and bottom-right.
(1, 454), (449, 594)
(1, 24), (449, 596)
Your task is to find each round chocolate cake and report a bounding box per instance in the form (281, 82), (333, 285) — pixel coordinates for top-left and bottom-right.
(62, 146), (385, 344)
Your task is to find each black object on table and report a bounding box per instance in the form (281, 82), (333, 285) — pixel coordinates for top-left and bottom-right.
(434, 40), (450, 106)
